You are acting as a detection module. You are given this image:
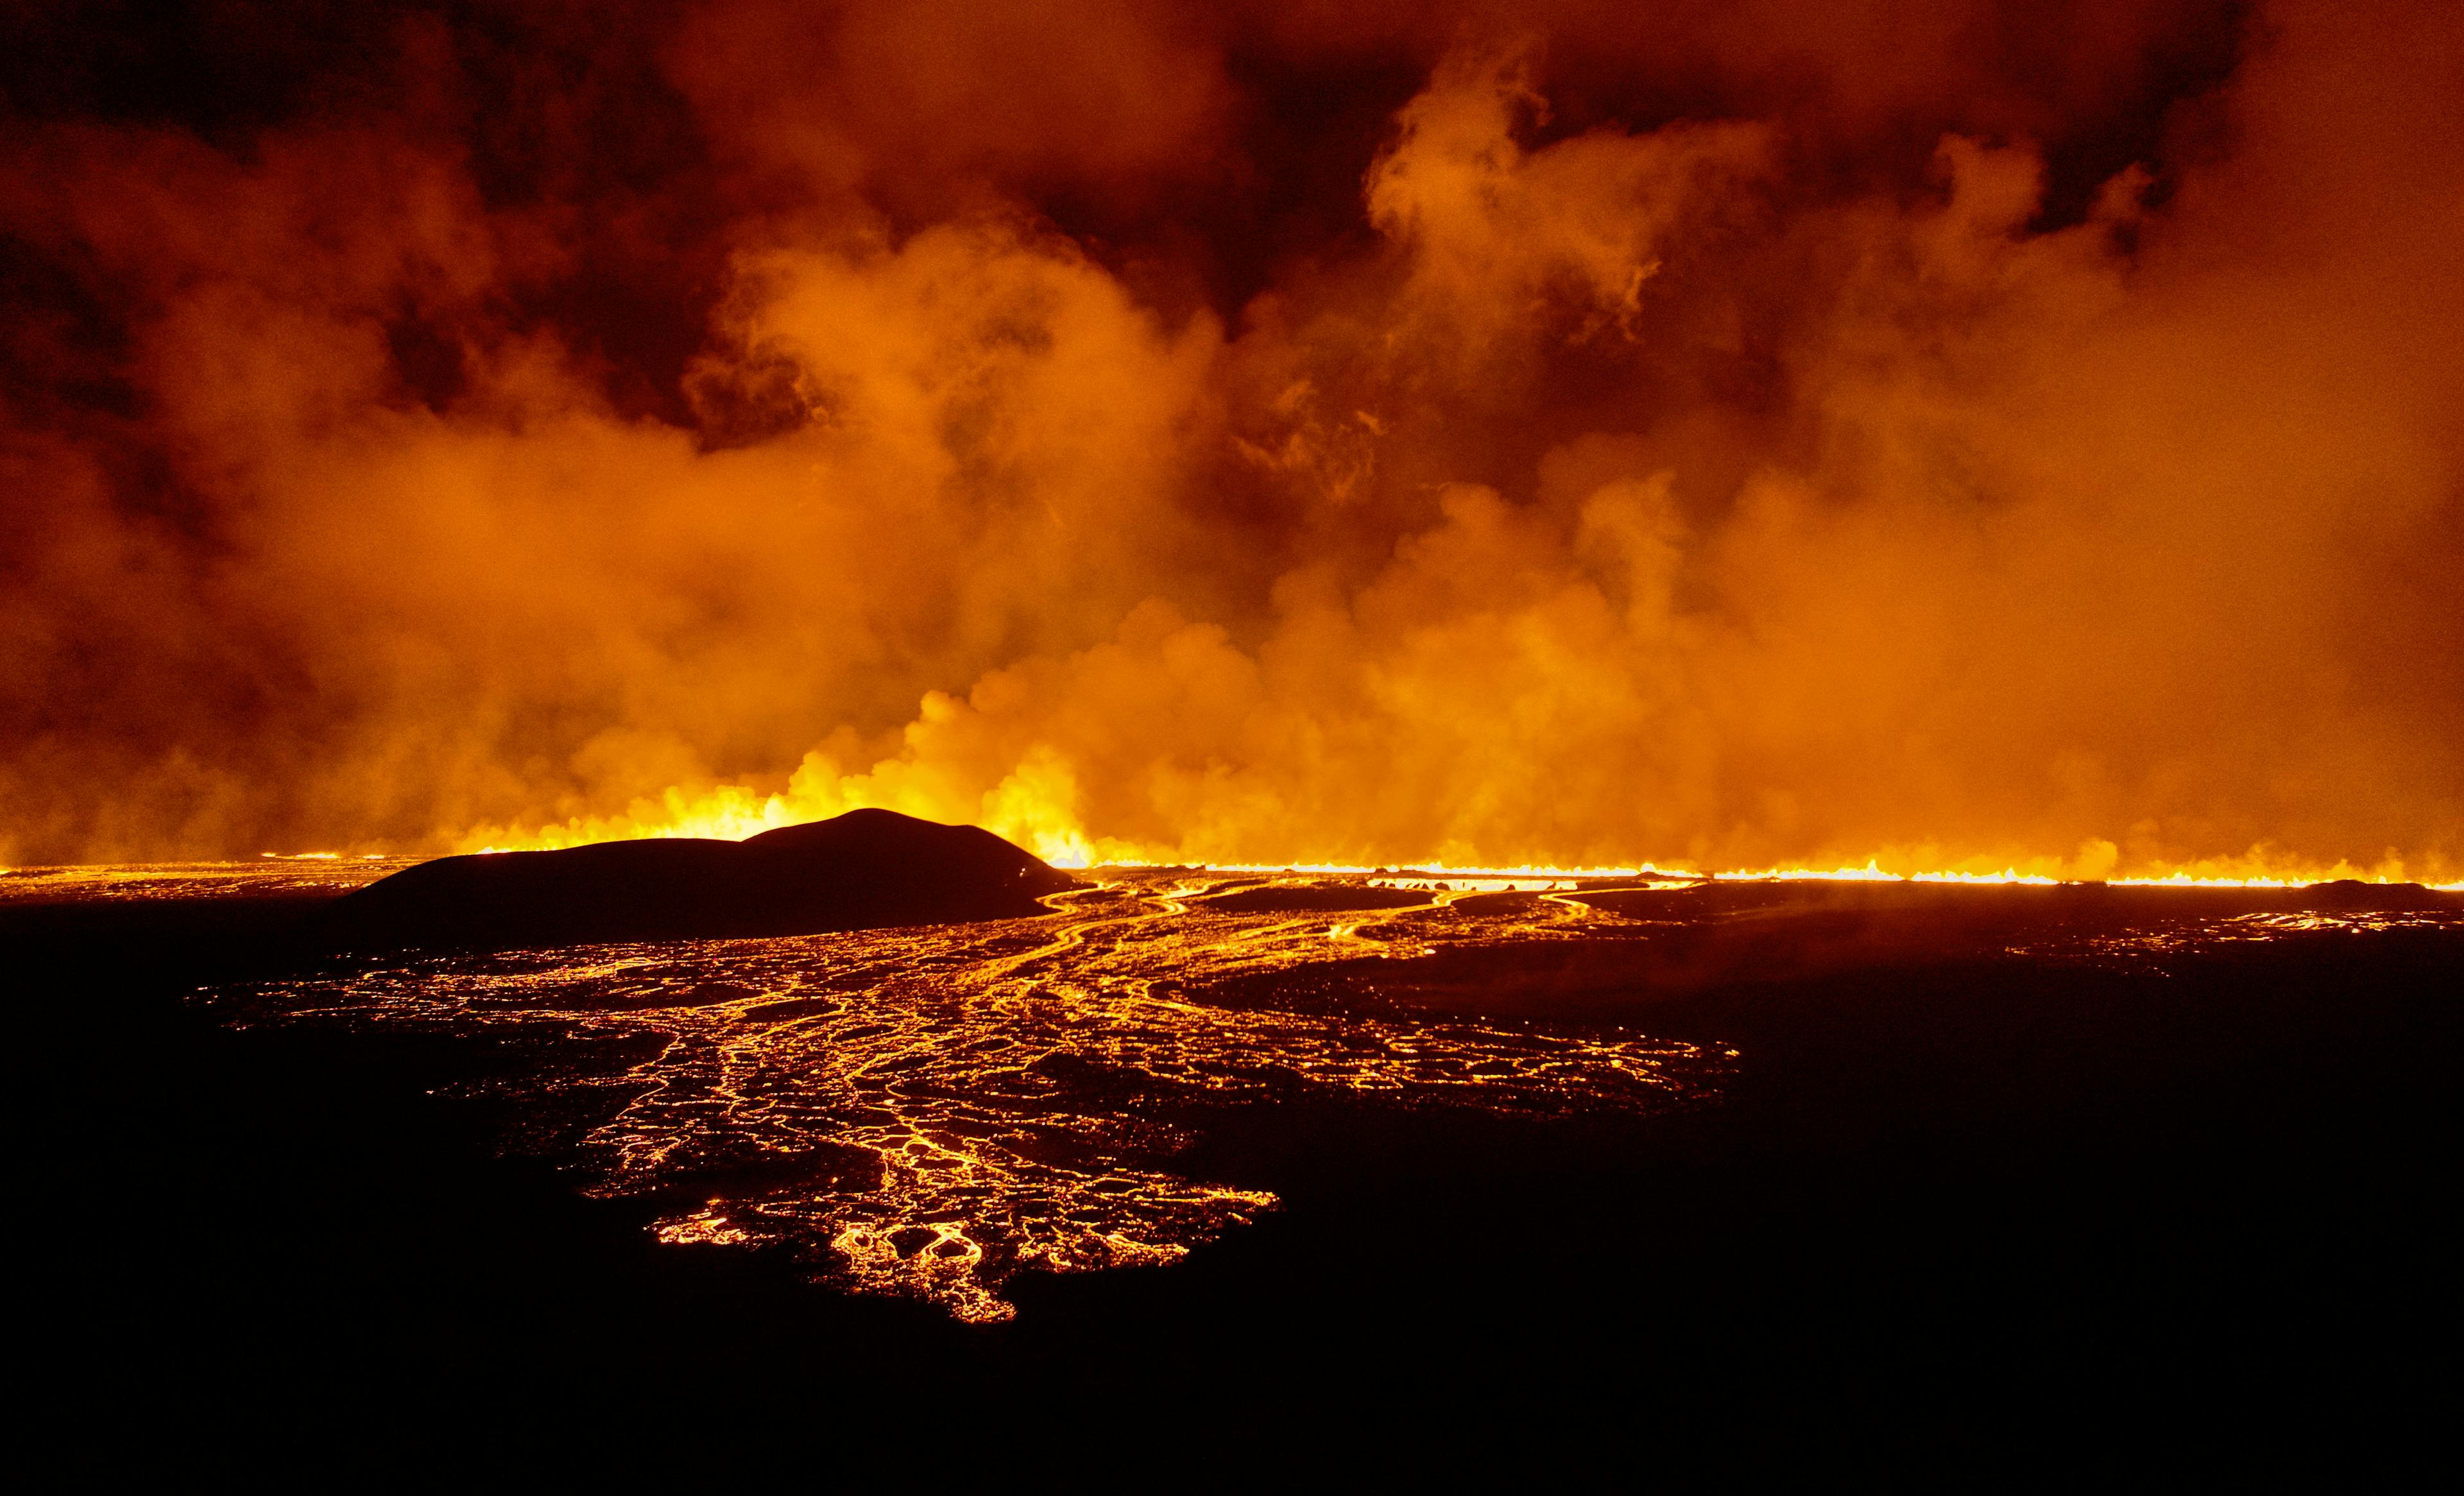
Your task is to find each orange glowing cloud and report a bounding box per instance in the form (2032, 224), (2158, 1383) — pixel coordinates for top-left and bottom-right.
(1, 0), (2456, 884)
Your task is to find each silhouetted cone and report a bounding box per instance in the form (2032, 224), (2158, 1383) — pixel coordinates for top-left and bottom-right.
(317, 809), (1082, 952)
(2306, 878), (2437, 909)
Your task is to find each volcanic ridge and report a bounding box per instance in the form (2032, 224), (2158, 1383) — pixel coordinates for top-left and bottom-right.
(316, 809), (1081, 952)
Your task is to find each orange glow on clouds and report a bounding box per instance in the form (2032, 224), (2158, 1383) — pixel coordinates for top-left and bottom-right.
(3, 1), (2458, 882)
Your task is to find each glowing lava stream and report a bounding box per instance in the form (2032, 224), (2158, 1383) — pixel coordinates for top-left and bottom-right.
(189, 857), (2464, 1322)
(208, 866), (1729, 1322)
(1328, 884), (1473, 954)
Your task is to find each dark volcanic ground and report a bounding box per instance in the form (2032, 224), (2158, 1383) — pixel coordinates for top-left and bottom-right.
(12, 864), (2457, 1471)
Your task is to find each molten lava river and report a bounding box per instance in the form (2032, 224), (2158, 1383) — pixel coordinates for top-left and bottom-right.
(170, 867), (2459, 1322)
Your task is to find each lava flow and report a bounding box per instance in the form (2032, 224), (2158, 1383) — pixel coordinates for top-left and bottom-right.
(207, 870), (1725, 1321)
(201, 862), (2460, 1321)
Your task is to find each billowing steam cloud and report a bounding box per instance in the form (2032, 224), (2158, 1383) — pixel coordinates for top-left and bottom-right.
(4, 0), (2458, 878)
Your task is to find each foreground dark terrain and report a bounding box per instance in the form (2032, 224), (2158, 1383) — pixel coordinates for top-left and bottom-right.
(14, 863), (2456, 1469)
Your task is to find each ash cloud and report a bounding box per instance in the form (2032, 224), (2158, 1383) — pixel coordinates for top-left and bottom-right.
(2, 0), (2458, 877)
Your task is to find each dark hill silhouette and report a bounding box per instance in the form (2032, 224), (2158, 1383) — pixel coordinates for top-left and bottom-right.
(316, 809), (1081, 952)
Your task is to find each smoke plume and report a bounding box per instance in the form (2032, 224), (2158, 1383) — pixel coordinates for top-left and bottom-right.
(4, 0), (2458, 878)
